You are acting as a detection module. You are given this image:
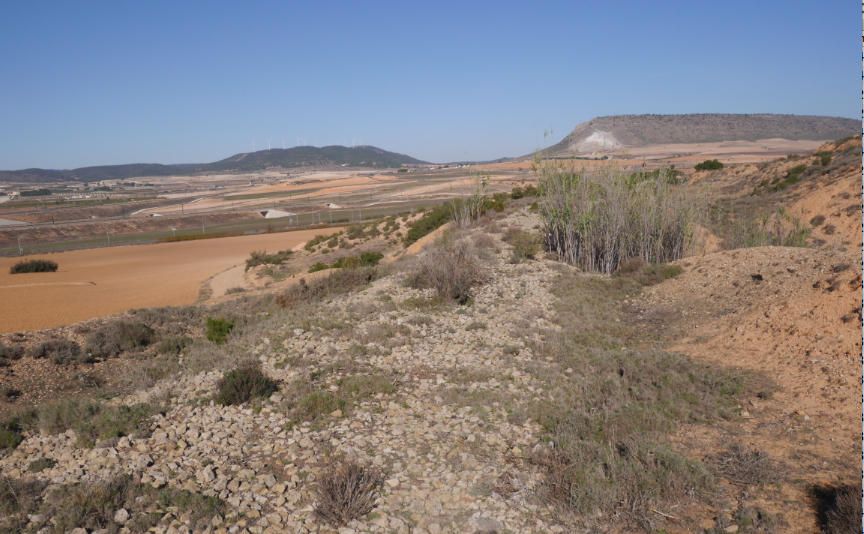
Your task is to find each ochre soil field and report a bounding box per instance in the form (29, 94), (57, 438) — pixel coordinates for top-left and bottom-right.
(0, 228), (337, 333)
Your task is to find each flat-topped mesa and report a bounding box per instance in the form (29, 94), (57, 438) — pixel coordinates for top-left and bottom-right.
(543, 113), (859, 155)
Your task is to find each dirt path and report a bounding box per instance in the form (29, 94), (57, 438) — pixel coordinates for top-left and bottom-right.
(0, 229), (341, 332)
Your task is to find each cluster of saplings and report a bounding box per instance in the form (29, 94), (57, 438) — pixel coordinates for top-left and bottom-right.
(9, 259), (58, 274)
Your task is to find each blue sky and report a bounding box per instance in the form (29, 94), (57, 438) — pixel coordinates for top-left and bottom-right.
(0, 1), (858, 168)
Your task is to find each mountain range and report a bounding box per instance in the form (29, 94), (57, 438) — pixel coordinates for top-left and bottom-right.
(0, 145), (426, 183)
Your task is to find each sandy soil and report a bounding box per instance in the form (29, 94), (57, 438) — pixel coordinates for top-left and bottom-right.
(0, 229), (340, 333)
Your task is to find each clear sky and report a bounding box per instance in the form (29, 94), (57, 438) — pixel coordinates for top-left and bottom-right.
(0, 1), (859, 169)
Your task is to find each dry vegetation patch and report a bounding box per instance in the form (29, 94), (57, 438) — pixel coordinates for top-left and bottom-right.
(315, 460), (384, 526)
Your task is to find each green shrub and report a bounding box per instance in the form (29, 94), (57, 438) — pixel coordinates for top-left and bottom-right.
(404, 204), (451, 245)
(305, 232), (342, 251)
(85, 320), (155, 358)
(503, 228), (540, 263)
(309, 261), (330, 273)
(511, 184), (539, 199)
(205, 317), (234, 344)
(765, 164), (807, 191)
(694, 159), (723, 171)
(215, 365), (278, 405)
(245, 249), (293, 271)
(296, 391), (346, 421)
(10, 259), (58, 274)
(614, 258), (683, 285)
(817, 151), (832, 166)
(331, 251), (384, 269)
(27, 457), (57, 473)
(0, 418), (24, 450)
(31, 339), (84, 364)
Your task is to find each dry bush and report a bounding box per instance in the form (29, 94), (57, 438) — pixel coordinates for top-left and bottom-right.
(31, 338), (84, 364)
(85, 320), (155, 358)
(709, 445), (778, 486)
(277, 267), (378, 307)
(315, 460), (384, 525)
(0, 476), (47, 532)
(538, 166), (694, 273)
(407, 238), (486, 304)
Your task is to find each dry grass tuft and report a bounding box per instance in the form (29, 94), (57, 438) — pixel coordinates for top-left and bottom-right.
(315, 460), (384, 526)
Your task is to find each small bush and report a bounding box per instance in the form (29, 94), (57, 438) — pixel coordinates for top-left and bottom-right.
(36, 399), (156, 447)
(156, 336), (190, 356)
(614, 258), (683, 286)
(694, 159), (723, 171)
(215, 365), (278, 405)
(31, 338), (84, 365)
(0, 342), (25, 362)
(407, 238), (486, 304)
(40, 475), (223, 533)
(305, 232), (342, 252)
(205, 317), (234, 345)
(245, 249), (293, 271)
(315, 460), (384, 526)
(723, 209), (810, 249)
(296, 391), (346, 421)
(503, 228), (540, 263)
(813, 484), (862, 534)
(817, 151), (832, 166)
(339, 374), (396, 399)
(764, 164), (807, 191)
(0, 418), (24, 450)
(511, 184), (539, 199)
(709, 445), (777, 486)
(86, 320), (155, 358)
(0, 476), (47, 532)
(308, 261), (330, 273)
(277, 267), (378, 307)
(27, 457), (57, 472)
(404, 204), (451, 245)
(10, 259), (58, 274)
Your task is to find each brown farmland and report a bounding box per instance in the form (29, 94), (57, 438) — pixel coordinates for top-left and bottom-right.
(0, 228), (336, 332)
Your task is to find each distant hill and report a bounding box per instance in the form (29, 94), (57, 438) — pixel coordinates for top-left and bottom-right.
(542, 114), (859, 155)
(0, 145), (426, 183)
